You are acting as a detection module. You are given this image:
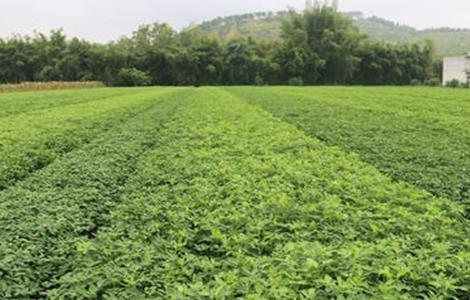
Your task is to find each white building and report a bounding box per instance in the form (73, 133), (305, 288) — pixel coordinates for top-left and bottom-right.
(443, 53), (470, 85)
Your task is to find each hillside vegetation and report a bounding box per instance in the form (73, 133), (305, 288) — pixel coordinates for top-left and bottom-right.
(197, 11), (470, 55)
(0, 6), (439, 87)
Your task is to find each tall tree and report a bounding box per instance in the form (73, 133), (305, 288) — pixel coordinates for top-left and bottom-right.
(281, 4), (364, 84)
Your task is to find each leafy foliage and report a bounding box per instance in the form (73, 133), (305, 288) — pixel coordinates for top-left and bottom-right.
(229, 86), (470, 204)
(0, 88), (174, 190)
(279, 6), (363, 84)
(1, 87), (469, 299)
(115, 68), (151, 87)
(0, 88), (127, 117)
(288, 77), (304, 86)
(0, 89), (185, 298)
(0, 7), (439, 86)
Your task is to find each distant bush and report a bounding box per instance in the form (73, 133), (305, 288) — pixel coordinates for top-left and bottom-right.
(445, 79), (461, 88)
(460, 82), (470, 89)
(36, 66), (61, 82)
(0, 81), (105, 93)
(254, 75), (265, 86)
(424, 78), (441, 87)
(288, 77), (304, 86)
(115, 68), (151, 87)
(410, 79), (422, 86)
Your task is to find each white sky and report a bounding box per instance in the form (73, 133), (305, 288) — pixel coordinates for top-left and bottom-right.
(1, 0), (469, 42)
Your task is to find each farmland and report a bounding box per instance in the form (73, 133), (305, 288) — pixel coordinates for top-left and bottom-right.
(228, 87), (470, 205)
(0, 87), (469, 299)
(0, 82), (105, 93)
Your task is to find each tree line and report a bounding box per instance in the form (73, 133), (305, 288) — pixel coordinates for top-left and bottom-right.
(0, 4), (441, 86)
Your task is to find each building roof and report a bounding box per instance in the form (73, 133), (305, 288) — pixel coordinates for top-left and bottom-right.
(444, 52), (470, 59)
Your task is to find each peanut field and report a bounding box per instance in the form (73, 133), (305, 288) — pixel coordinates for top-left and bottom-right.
(1, 87), (469, 299)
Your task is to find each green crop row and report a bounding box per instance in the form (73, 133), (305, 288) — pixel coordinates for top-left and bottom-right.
(274, 87), (470, 122)
(0, 90), (188, 299)
(0, 88), (140, 119)
(228, 87), (470, 205)
(49, 88), (470, 299)
(0, 88), (179, 191)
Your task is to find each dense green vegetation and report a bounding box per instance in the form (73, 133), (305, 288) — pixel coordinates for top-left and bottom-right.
(0, 5), (439, 86)
(0, 89), (186, 298)
(0, 88), (125, 117)
(0, 87), (469, 299)
(199, 10), (470, 56)
(0, 88), (176, 190)
(230, 87), (470, 206)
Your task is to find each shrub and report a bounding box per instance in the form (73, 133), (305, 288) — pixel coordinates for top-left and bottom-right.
(288, 77), (304, 86)
(115, 68), (151, 87)
(410, 79), (422, 86)
(36, 66), (61, 81)
(445, 79), (461, 88)
(254, 75), (265, 86)
(424, 78), (441, 87)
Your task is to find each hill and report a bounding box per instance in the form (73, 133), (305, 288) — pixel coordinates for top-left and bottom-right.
(197, 11), (470, 56)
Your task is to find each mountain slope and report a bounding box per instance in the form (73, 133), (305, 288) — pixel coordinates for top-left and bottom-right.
(197, 11), (470, 56)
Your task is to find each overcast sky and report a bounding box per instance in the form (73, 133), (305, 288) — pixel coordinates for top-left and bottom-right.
(1, 0), (469, 42)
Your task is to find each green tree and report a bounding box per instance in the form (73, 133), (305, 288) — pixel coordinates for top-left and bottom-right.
(281, 5), (364, 84)
(115, 68), (151, 86)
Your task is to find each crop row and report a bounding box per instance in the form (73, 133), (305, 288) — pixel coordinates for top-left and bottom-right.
(0, 90), (189, 299)
(50, 88), (470, 299)
(270, 87), (470, 122)
(0, 88), (179, 191)
(228, 87), (470, 204)
(0, 88), (140, 119)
